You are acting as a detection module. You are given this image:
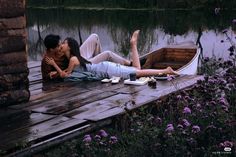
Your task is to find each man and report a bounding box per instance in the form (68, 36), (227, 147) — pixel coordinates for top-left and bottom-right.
(41, 34), (68, 81)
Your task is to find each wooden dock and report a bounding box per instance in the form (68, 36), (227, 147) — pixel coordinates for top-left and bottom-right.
(0, 61), (203, 156)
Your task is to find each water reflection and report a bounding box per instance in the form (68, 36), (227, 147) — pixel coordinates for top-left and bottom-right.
(26, 8), (236, 61)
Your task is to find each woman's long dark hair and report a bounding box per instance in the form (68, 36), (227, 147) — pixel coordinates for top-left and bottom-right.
(65, 37), (91, 69)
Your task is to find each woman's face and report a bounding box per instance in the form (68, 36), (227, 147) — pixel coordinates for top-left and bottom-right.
(60, 40), (70, 59)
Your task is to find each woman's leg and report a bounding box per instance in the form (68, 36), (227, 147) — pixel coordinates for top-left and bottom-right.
(136, 67), (179, 77)
(80, 34), (101, 60)
(89, 50), (131, 65)
(130, 30), (141, 69)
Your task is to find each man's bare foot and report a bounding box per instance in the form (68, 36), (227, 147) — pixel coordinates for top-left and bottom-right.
(130, 30), (140, 46)
(166, 67), (179, 75)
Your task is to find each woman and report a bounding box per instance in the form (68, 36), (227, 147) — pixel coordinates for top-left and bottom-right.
(46, 30), (178, 79)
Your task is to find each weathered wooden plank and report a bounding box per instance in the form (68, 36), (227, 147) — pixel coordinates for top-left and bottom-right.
(0, 108), (29, 126)
(29, 67), (42, 76)
(0, 116), (86, 151)
(29, 82), (42, 92)
(69, 93), (150, 121)
(27, 61), (41, 69)
(9, 81), (86, 108)
(85, 75), (203, 121)
(64, 100), (120, 119)
(31, 89), (117, 115)
(0, 112), (55, 134)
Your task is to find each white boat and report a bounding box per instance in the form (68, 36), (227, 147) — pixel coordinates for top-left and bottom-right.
(140, 41), (201, 75)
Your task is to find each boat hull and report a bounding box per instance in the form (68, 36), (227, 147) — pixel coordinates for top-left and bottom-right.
(140, 42), (200, 75)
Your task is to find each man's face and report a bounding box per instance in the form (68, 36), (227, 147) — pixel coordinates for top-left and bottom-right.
(54, 41), (64, 57)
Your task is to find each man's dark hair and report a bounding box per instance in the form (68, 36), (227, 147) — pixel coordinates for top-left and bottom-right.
(44, 34), (60, 50)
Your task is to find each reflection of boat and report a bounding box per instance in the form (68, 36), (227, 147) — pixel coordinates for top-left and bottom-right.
(140, 41), (201, 75)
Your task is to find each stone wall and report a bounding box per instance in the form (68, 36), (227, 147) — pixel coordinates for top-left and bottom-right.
(0, 0), (30, 107)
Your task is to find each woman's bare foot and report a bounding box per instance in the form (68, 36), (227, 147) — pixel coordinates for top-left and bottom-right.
(166, 67), (179, 75)
(130, 30), (140, 46)
(130, 30), (141, 69)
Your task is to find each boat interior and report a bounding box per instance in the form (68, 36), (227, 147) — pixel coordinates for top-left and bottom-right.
(141, 47), (197, 70)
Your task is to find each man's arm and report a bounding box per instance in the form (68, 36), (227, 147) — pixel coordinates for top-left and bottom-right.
(41, 57), (60, 81)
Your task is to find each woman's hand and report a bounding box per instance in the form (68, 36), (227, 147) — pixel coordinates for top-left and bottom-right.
(45, 56), (56, 66)
(49, 71), (58, 79)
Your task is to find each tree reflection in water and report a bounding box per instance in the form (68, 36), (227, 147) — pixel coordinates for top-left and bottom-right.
(26, 8), (236, 61)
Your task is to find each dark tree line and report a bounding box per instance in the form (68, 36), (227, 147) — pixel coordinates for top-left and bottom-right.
(27, 0), (236, 10)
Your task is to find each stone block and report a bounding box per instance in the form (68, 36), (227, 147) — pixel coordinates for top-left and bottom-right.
(0, 89), (30, 107)
(0, 16), (26, 30)
(0, 36), (25, 53)
(0, 0), (25, 18)
(0, 28), (26, 37)
(0, 73), (29, 92)
(0, 51), (27, 66)
(0, 62), (28, 75)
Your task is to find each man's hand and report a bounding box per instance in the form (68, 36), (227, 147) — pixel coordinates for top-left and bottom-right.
(60, 71), (69, 78)
(45, 56), (56, 66)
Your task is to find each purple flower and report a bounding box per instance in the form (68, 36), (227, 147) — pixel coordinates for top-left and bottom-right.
(165, 124), (174, 132)
(176, 95), (182, 99)
(219, 141), (234, 148)
(232, 19), (236, 24)
(210, 101), (216, 106)
(219, 97), (229, 106)
(99, 129), (108, 137)
(187, 138), (197, 146)
(183, 107), (191, 114)
(154, 116), (162, 125)
(182, 119), (191, 127)
(192, 125), (201, 134)
(184, 96), (191, 101)
(94, 135), (101, 141)
(177, 124), (183, 130)
(109, 136), (118, 144)
(206, 125), (216, 130)
(83, 134), (92, 143)
(221, 105), (229, 112)
(204, 57), (210, 62)
(196, 103), (201, 109)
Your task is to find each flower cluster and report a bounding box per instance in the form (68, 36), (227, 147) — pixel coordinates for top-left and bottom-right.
(82, 129), (118, 146)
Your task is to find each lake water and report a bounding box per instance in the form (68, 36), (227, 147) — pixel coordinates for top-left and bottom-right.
(26, 8), (236, 61)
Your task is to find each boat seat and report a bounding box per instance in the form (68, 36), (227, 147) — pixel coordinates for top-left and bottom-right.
(152, 61), (187, 70)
